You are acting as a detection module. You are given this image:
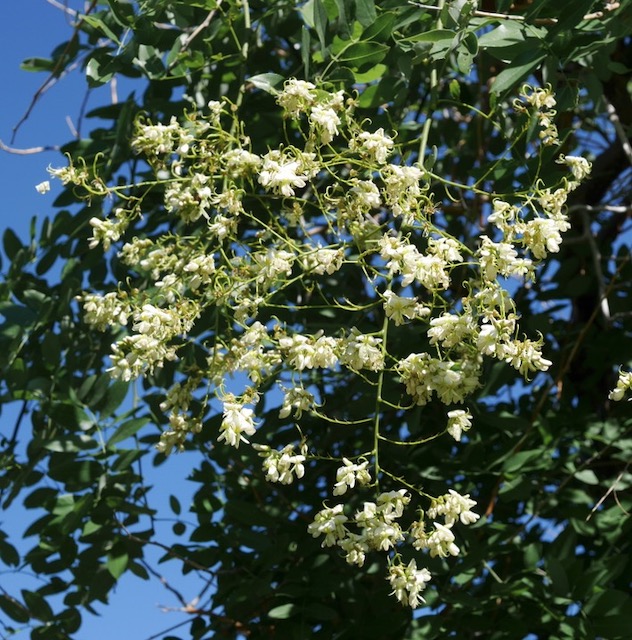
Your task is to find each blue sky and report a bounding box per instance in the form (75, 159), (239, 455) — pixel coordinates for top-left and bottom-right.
(0, 3), (209, 639)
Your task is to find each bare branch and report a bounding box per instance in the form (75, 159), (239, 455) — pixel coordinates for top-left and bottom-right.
(0, 139), (59, 154)
(586, 463), (630, 521)
(117, 521), (216, 575)
(45, 0), (79, 19)
(11, 0), (99, 143)
(408, 0), (621, 25)
(604, 96), (632, 167)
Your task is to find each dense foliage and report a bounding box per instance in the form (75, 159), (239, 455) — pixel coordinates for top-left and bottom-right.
(1, 1), (632, 638)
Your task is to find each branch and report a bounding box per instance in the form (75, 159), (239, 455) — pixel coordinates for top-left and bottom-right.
(166, 2), (224, 72)
(605, 96), (632, 167)
(11, 0), (99, 143)
(408, 1), (621, 25)
(137, 557), (190, 608)
(586, 464), (631, 521)
(117, 521), (216, 574)
(0, 139), (60, 154)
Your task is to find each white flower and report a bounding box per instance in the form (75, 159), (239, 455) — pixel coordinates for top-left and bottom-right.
(258, 151), (309, 197)
(446, 409), (472, 442)
(278, 387), (314, 419)
(428, 313), (475, 349)
(254, 443), (306, 484)
(349, 179), (381, 210)
(423, 522), (461, 558)
(339, 328), (384, 372)
(277, 78), (317, 117)
(397, 353), (481, 406)
(428, 489), (480, 527)
(81, 292), (130, 331)
(350, 128), (394, 165)
(302, 246), (344, 275)
(558, 154), (592, 182)
(223, 148), (261, 176)
(522, 85), (556, 110)
(520, 217), (569, 259)
(608, 369), (632, 402)
(278, 333), (339, 371)
(89, 217), (123, 250)
(339, 534), (369, 567)
(333, 458), (371, 496)
(383, 290), (429, 326)
(217, 397), (257, 448)
(538, 187), (568, 217)
(381, 164), (424, 220)
(388, 559), (432, 609)
(310, 104), (341, 144)
(504, 338), (552, 376)
(488, 199), (519, 233)
(253, 248), (295, 284)
(308, 504), (348, 547)
(477, 235), (533, 281)
(35, 180), (50, 194)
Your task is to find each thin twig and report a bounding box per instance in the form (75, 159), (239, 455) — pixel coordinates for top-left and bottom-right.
(604, 96), (632, 166)
(137, 558), (189, 608)
(408, 0), (620, 25)
(45, 0), (79, 19)
(117, 521), (215, 574)
(11, 0), (99, 143)
(578, 209), (611, 324)
(0, 139), (60, 154)
(143, 619), (192, 640)
(586, 464), (630, 521)
(167, 2), (224, 72)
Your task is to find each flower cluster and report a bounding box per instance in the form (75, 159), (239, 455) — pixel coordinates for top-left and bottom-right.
(515, 84), (559, 145)
(46, 78), (594, 609)
(609, 369), (632, 401)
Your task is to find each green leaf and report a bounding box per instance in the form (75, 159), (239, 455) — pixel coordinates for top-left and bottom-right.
(21, 590), (53, 622)
(107, 417), (149, 448)
(20, 57), (55, 73)
(546, 556), (569, 596)
(106, 552), (129, 580)
(585, 588), (630, 617)
(169, 495), (181, 515)
(355, 0), (377, 27)
(268, 603), (297, 619)
(491, 51), (546, 95)
(302, 0), (328, 52)
(97, 380), (129, 418)
(502, 449), (546, 474)
(477, 21), (526, 49)
(302, 26), (311, 78)
(105, 0), (136, 27)
(362, 12), (396, 42)
(399, 28), (456, 45)
(0, 595), (29, 623)
(82, 15), (122, 44)
(574, 469), (599, 485)
(86, 55), (116, 86)
(0, 540), (20, 567)
(592, 614), (632, 638)
(353, 63), (387, 83)
(550, 0), (595, 33)
(247, 73), (284, 94)
(339, 41), (389, 69)
(3, 228), (23, 261)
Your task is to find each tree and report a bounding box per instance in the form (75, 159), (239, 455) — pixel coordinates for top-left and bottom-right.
(1, 1), (632, 638)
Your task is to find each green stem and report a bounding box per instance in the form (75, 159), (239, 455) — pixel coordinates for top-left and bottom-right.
(372, 309), (391, 487)
(418, 0), (445, 165)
